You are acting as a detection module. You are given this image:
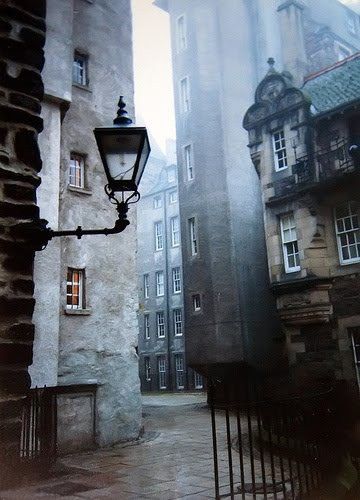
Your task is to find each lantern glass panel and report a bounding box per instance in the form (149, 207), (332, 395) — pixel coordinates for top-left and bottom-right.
(102, 133), (142, 182)
(136, 135), (150, 185)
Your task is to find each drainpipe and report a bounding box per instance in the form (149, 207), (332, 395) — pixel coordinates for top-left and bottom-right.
(163, 189), (172, 391)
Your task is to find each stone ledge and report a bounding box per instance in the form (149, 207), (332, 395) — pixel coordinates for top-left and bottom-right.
(68, 185), (92, 196)
(64, 308), (92, 316)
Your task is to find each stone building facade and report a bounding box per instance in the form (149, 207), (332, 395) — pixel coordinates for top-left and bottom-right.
(0, 0), (46, 482)
(137, 143), (204, 392)
(155, 0), (360, 382)
(244, 53), (360, 387)
(28, 0), (142, 449)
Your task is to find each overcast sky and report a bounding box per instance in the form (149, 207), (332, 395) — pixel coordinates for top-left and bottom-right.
(132, 0), (359, 153)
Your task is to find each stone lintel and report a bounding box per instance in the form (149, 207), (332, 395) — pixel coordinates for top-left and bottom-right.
(279, 303), (333, 325)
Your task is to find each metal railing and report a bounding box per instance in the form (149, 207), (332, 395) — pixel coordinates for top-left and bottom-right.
(209, 382), (360, 499)
(273, 138), (358, 198)
(20, 386), (57, 464)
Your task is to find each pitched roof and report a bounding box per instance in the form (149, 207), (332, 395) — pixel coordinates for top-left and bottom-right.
(302, 52), (360, 115)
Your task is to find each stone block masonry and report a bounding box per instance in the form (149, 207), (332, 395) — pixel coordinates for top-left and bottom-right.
(0, 0), (45, 485)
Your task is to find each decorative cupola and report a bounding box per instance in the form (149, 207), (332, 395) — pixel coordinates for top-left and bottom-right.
(243, 58), (308, 134)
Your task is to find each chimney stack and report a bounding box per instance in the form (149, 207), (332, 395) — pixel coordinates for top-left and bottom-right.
(277, 1), (308, 86)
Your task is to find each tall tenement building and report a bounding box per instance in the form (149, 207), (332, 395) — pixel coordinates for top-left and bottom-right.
(244, 53), (360, 388)
(29, 0), (142, 451)
(155, 0), (360, 383)
(137, 141), (204, 392)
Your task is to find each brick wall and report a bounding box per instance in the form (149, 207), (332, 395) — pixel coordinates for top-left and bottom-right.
(0, 0), (45, 482)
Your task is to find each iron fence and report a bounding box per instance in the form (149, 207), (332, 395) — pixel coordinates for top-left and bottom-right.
(209, 382), (359, 499)
(20, 386), (57, 464)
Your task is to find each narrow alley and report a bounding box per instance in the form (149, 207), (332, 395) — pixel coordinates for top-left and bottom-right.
(1, 393), (221, 499)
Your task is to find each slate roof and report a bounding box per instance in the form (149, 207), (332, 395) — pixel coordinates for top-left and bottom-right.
(303, 52), (360, 116)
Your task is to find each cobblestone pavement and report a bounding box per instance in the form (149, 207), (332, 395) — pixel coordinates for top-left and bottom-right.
(1, 393), (222, 500)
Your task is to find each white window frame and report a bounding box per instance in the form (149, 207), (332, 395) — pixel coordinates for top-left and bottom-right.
(73, 52), (87, 86)
(155, 271), (165, 297)
(280, 213), (301, 273)
(172, 267), (181, 294)
(347, 12), (357, 35)
(176, 14), (187, 52)
(184, 144), (194, 181)
(335, 202), (360, 265)
(273, 130), (288, 171)
(194, 371), (203, 390)
(193, 294), (201, 312)
(66, 268), (84, 310)
(335, 42), (351, 62)
(157, 311), (165, 338)
(169, 190), (178, 204)
(144, 314), (150, 340)
(153, 195), (162, 209)
(179, 76), (190, 114)
(167, 167), (176, 183)
(154, 221), (164, 251)
(69, 153), (85, 188)
(145, 357), (151, 382)
(175, 354), (185, 390)
(189, 217), (198, 256)
(144, 274), (149, 299)
(173, 308), (183, 336)
(170, 216), (180, 247)
(158, 355), (167, 389)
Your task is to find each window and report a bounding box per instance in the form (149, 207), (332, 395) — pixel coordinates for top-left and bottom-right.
(194, 371), (203, 390)
(144, 314), (150, 340)
(169, 190), (178, 204)
(175, 354), (185, 390)
(280, 213), (300, 273)
(73, 52), (87, 86)
(158, 356), (167, 389)
(347, 12), (357, 35)
(145, 357), (151, 382)
(184, 144), (194, 180)
(66, 268), (84, 309)
(155, 271), (164, 296)
(69, 153), (85, 188)
(157, 311), (165, 338)
(350, 327), (360, 390)
(170, 216), (180, 247)
(173, 308), (183, 336)
(335, 202), (360, 264)
(180, 77), (190, 113)
(154, 221), (164, 251)
(273, 130), (288, 171)
(172, 267), (181, 294)
(167, 167), (176, 183)
(192, 294), (201, 312)
(336, 44), (351, 62)
(176, 14), (187, 52)
(153, 196), (162, 208)
(144, 274), (150, 299)
(189, 217), (198, 255)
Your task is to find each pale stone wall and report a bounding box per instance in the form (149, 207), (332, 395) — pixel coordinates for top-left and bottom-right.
(31, 0), (142, 447)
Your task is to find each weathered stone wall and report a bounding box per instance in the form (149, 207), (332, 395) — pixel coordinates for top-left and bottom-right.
(0, 0), (45, 481)
(29, 0), (141, 447)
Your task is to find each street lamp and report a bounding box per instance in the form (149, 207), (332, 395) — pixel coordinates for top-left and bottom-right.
(18, 97), (150, 251)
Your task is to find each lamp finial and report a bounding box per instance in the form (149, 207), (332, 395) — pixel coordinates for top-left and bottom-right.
(113, 96), (133, 126)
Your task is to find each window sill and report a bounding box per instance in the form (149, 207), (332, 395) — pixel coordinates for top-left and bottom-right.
(68, 185), (92, 196)
(64, 308), (92, 316)
(72, 83), (92, 93)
